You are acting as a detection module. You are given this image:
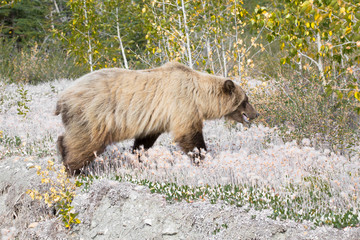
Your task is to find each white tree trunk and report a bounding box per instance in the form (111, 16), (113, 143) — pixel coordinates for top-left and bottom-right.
(53, 0), (60, 13)
(181, 0), (193, 68)
(116, 8), (129, 69)
(83, 0), (93, 72)
(317, 32), (324, 79)
(206, 39), (215, 73)
(234, 0), (242, 80)
(221, 39), (227, 77)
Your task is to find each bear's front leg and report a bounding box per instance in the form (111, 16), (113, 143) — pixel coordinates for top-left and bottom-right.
(175, 131), (207, 157)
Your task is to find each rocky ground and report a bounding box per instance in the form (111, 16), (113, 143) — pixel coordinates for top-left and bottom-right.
(0, 156), (359, 240)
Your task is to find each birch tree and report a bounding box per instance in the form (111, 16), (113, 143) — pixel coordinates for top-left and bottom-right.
(63, 0), (103, 71)
(251, 0), (360, 111)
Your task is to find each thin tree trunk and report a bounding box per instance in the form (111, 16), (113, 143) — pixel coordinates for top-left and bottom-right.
(317, 32), (324, 79)
(116, 7), (129, 69)
(53, 0), (60, 13)
(234, 0), (242, 80)
(207, 39), (215, 73)
(181, 0), (193, 68)
(83, 0), (93, 72)
(221, 38), (227, 77)
(202, 1), (214, 73)
(215, 38), (223, 76)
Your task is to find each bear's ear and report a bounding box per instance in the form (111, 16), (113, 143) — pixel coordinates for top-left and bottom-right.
(223, 80), (235, 94)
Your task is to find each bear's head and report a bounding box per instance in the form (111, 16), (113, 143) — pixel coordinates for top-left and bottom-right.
(223, 80), (259, 124)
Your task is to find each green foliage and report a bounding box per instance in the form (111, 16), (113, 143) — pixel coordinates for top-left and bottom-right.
(0, 0), (53, 44)
(142, 0), (257, 77)
(250, 0), (360, 107)
(0, 133), (21, 147)
(56, 0), (265, 78)
(212, 223), (228, 235)
(16, 83), (30, 117)
(0, 130), (56, 159)
(26, 160), (81, 229)
(0, 0), (20, 7)
(58, 0), (147, 71)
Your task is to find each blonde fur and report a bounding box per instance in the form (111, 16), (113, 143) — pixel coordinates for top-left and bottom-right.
(56, 62), (246, 172)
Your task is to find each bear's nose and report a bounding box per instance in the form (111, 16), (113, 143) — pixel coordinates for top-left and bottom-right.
(256, 112), (260, 118)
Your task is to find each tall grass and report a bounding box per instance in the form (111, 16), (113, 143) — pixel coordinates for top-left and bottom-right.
(0, 38), (87, 84)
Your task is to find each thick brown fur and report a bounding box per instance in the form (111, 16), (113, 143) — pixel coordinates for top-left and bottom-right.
(55, 62), (258, 173)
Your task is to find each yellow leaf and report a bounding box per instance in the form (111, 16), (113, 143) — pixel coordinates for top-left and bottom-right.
(27, 190), (35, 200)
(315, 13), (320, 21)
(355, 92), (360, 101)
(41, 178), (50, 184)
(306, 22), (310, 28)
(311, 22), (315, 29)
(348, 90), (355, 98)
(329, 31), (332, 36)
(345, 27), (351, 35)
(340, 7), (345, 15)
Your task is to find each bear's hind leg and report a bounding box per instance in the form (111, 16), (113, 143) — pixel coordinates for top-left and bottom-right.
(132, 133), (161, 152)
(57, 135), (67, 161)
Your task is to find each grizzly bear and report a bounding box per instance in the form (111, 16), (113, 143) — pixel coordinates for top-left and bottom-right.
(55, 62), (258, 173)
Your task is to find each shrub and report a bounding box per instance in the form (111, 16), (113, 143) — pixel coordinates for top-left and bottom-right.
(26, 160), (81, 229)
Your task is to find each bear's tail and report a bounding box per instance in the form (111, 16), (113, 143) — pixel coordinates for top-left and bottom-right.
(55, 101), (62, 116)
